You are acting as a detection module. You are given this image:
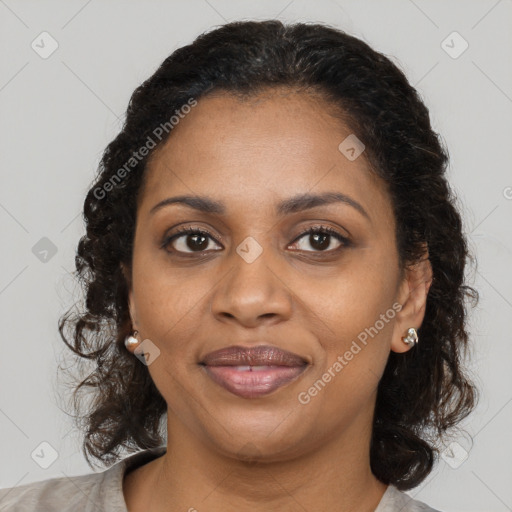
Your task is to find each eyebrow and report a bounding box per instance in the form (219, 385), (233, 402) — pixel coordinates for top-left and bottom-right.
(149, 192), (370, 220)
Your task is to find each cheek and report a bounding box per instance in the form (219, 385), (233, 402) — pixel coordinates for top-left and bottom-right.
(298, 249), (400, 399)
(131, 262), (208, 409)
(305, 250), (399, 340)
(131, 248), (209, 348)
(295, 264), (398, 421)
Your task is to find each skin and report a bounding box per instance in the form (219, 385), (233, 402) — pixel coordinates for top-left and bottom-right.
(122, 87), (432, 512)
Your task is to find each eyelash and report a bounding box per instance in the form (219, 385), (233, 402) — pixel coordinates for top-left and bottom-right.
(161, 225), (351, 255)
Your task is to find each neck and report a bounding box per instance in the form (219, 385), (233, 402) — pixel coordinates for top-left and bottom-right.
(125, 408), (387, 512)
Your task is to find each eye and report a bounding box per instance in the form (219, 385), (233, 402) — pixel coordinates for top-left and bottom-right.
(162, 227), (222, 254)
(161, 224), (351, 256)
(289, 225), (351, 252)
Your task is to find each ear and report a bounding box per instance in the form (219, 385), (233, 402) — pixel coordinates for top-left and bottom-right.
(121, 262), (138, 331)
(390, 248), (433, 354)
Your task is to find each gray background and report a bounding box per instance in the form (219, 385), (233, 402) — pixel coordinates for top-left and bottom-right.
(1, 1), (511, 511)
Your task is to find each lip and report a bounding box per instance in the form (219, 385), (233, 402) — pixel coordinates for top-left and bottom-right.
(200, 345), (309, 399)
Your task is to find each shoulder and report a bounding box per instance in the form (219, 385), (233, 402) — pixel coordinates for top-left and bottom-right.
(0, 446), (167, 512)
(375, 485), (442, 512)
(0, 470), (115, 512)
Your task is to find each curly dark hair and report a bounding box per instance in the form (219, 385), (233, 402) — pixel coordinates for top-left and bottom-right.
(58, 19), (478, 490)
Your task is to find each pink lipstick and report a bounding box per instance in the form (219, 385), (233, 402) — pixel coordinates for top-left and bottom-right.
(201, 345), (308, 398)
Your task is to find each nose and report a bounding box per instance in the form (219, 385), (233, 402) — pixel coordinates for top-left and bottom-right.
(210, 247), (293, 328)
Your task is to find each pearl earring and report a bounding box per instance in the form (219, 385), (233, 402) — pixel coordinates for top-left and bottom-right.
(124, 330), (140, 350)
(402, 327), (418, 347)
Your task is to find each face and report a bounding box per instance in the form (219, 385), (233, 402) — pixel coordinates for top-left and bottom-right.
(126, 88), (429, 461)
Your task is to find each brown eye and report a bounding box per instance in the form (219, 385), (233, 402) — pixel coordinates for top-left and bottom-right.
(290, 226), (350, 253)
(162, 227), (222, 254)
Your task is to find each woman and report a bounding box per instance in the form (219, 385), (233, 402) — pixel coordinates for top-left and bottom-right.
(0, 19), (477, 511)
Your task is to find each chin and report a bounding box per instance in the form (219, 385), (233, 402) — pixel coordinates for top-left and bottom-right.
(199, 410), (317, 463)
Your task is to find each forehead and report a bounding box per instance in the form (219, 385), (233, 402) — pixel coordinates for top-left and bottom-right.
(139, 88), (390, 224)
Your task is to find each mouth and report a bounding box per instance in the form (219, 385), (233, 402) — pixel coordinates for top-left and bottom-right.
(200, 345), (309, 399)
